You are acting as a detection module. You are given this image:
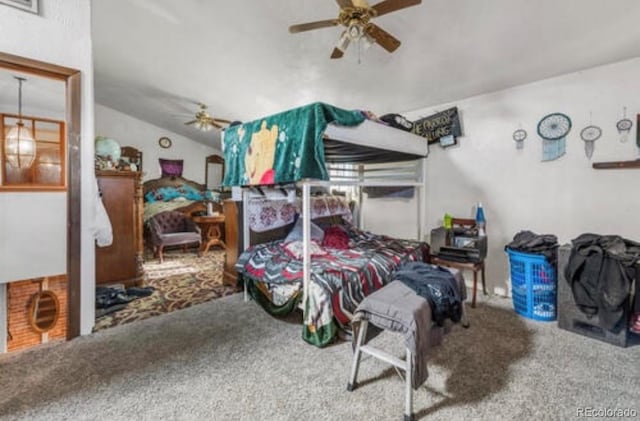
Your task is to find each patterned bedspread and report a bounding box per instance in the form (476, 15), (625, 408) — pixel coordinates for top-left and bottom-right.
(236, 225), (428, 347)
(143, 199), (199, 223)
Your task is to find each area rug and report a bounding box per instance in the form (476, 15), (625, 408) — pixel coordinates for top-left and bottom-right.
(93, 249), (238, 331)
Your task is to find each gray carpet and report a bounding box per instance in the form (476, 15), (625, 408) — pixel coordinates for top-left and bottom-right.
(1, 293), (638, 421)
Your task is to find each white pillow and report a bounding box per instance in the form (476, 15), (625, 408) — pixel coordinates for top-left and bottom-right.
(285, 217), (324, 243)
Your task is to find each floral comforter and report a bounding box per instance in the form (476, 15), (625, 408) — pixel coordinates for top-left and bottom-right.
(236, 225), (428, 347)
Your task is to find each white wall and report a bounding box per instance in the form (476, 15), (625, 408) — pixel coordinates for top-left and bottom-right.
(361, 195), (420, 240)
(401, 57), (640, 295)
(0, 0), (95, 334)
(95, 104), (219, 183)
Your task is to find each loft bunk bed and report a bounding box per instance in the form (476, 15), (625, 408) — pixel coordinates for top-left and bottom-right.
(222, 102), (429, 346)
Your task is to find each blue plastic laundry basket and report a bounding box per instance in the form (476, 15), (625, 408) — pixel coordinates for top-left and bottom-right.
(506, 248), (557, 321)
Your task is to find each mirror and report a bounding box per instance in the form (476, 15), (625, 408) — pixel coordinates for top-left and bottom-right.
(0, 68), (66, 189)
(205, 154), (224, 189)
(120, 146), (142, 172)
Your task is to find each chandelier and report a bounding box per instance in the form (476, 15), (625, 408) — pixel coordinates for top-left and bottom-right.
(5, 76), (36, 168)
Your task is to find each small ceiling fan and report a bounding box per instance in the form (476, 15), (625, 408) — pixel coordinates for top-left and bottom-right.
(184, 103), (231, 131)
(289, 0), (422, 59)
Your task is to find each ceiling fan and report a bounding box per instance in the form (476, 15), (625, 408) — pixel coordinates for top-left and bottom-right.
(289, 0), (422, 59)
(184, 103), (231, 131)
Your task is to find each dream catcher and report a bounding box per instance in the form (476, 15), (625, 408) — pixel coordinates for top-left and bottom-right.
(537, 113), (572, 161)
(616, 107), (633, 143)
(512, 127), (527, 150)
(579, 112), (602, 160)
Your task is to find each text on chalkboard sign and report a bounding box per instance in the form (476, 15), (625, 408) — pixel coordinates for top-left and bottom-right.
(412, 107), (462, 144)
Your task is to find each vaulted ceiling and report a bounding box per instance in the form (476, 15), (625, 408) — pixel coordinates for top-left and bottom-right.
(92, 0), (640, 149)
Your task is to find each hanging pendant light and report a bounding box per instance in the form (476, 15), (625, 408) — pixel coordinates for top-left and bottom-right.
(196, 119), (213, 132)
(5, 76), (36, 169)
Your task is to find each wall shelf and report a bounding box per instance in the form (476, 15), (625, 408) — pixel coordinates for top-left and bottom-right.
(592, 159), (640, 169)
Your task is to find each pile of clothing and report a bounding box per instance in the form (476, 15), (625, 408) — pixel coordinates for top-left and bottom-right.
(392, 262), (465, 327)
(95, 285), (155, 318)
(505, 230), (559, 265)
(352, 262), (464, 390)
(565, 233), (640, 334)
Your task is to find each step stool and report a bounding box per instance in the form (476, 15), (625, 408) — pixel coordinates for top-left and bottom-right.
(348, 315), (416, 421)
(347, 275), (468, 421)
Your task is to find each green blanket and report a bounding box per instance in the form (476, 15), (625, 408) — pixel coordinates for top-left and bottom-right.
(222, 102), (365, 186)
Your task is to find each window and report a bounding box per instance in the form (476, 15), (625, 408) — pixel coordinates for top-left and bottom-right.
(1, 113), (66, 189)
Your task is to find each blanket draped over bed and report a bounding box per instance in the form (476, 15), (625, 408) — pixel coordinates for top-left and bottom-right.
(222, 102), (365, 186)
(236, 225), (429, 347)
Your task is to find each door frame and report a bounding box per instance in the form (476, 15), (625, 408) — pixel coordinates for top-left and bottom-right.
(0, 51), (82, 339)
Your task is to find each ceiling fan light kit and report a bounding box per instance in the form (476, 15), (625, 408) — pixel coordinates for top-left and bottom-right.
(184, 102), (231, 132)
(336, 31), (351, 52)
(289, 0), (422, 59)
(196, 120), (213, 132)
(360, 33), (376, 50)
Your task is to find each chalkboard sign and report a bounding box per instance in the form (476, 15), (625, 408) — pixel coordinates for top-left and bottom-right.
(411, 107), (462, 144)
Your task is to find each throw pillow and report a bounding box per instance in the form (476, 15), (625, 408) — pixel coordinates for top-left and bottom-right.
(159, 158), (184, 177)
(285, 217), (325, 243)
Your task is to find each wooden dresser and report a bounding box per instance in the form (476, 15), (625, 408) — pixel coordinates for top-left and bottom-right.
(95, 170), (144, 287)
(222, 199), (243, 287)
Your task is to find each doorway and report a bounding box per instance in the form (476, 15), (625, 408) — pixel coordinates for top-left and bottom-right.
(0, 51), (82, 343)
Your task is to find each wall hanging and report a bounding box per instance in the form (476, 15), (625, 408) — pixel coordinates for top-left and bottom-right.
(537, 113), (571, 161)
(0, 0), (39, 14)
(512, 128), (527, 150)
(615, 107), (633, 143)
(412, 107), (462, 145)
(580, 116), (602, 160)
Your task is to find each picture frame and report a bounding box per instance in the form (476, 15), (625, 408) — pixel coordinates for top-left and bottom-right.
(0, 0), (39, 14)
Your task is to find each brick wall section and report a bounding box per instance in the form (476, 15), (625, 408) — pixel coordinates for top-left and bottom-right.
(7, 275), (68, 353)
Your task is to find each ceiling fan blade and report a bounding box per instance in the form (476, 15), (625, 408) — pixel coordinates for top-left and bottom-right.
(184, 120), (197, 125)
(289, 19), (339, 33)
(335, 0), (354, 7)
(367, 23), (401, 52)
(211, 121), (224, 129)
(213, 118), (232, 124)
(330, 48), (344, 59)
(372, 0), (421, 17)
